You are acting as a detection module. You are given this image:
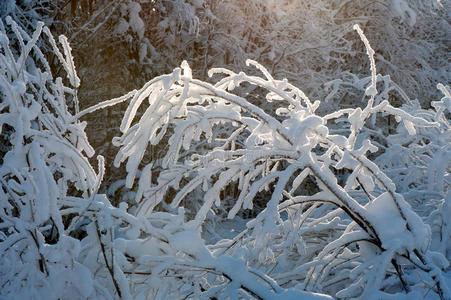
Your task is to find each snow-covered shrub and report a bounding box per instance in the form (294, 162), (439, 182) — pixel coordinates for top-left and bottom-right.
(0, 16), (104, 298)
(103, 24), (450, 298)
(376, 84), (450, 204)
(54, 0), (449, 200)
(0, 15), (333, 300)
(375, 83), (450, 263)
(426, 85), (451, 261)
(63, 1), (449, 195)
(2, 8), (449, 299)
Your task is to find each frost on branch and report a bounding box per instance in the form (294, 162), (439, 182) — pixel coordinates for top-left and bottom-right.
(2, 16), (449, 299)
(0, 18), (105, 298)
(110, 25), (450, 299)
(0, 16), (333, 300)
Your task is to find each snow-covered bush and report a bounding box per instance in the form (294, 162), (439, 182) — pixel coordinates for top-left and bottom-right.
(103, 24), (450, 298)
(0, 16), (105, 298)
(376, 84), (450, 203)
(48, 0), (448, 203)
(63, 1), (449, 194)
(375, 83), (451, 263)
(2, 9), (450, 299)
(0, 15), (332, 300)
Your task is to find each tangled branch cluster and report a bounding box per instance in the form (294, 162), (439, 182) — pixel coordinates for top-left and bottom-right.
(1, 14), (450, 300)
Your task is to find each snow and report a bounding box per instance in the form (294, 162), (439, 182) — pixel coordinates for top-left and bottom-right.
(391, 0), (417, 27)
(1, 8), (450, 300)
(127, 2), (145, 40)
(364, 192), (413, 250)
(271, 289), (333, 300)
(115, 18), (129, 35)
(168, 230), (209, 257)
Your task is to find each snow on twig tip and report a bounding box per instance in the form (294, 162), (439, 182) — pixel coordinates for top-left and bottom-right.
(354, 24), (377, 98)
